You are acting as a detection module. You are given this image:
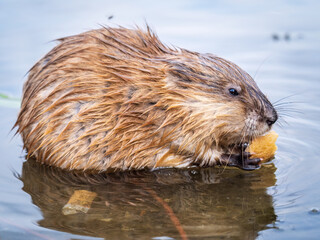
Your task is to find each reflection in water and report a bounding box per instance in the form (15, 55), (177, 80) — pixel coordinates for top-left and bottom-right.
(20, 159), (277, 239)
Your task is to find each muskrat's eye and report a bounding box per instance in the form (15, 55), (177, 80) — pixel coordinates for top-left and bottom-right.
(229, 88), (239, 96)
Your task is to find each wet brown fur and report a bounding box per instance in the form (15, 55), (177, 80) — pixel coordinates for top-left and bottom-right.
(15, 26), (275, 172)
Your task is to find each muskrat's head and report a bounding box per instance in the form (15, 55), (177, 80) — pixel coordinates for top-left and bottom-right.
(162, 51), (277, 153)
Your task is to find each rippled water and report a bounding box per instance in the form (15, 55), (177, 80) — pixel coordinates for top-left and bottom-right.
(1, 1), (320, 239)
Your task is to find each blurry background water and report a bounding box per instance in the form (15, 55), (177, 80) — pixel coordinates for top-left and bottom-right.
(1, 1), (320, 239)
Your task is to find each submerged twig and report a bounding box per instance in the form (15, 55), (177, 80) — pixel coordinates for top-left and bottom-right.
(144, 187), (188, 240)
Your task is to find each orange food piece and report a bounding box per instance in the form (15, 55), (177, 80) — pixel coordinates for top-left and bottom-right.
(246, 130), (278, 162)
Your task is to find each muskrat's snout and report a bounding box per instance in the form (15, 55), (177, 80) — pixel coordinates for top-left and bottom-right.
(245, 95), (278, 139)
(265, 107), (278, 127)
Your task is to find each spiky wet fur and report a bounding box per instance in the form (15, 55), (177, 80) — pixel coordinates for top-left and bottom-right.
(15, 26), (276, 172)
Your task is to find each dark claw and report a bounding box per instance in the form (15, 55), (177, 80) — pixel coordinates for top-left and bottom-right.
(241, 142), (249, 151)
(242, 151), (251, 158)
(246, 157), (261, 165)
(220, 152), (261, 171)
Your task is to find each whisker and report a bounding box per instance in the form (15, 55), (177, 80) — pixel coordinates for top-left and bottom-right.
(240, 124), (250, 168)
(278, 112), (298, 118)
(253, 55), (270, 80)
(273, 97), (302, 121)
(272, 92), (304, 105)
(276, 116), (290, 126)
(276, 121), (284, 129)
(275, 106), (301, 111)
(273, 101), (302, 106)
(240, 123), (249, 145)
(272, 93), (302, 124)
(276, 108), (302, 116)
(274, 105), (302, 112)
(220, 121), (247, 173)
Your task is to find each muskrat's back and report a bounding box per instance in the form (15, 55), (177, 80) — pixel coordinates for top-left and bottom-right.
(15, 26), (277, 172)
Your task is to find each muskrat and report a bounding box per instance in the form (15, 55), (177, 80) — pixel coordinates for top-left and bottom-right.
(14, 26), (278, 172)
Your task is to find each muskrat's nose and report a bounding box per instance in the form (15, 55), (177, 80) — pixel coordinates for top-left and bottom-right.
(266, 118), (276, 126)
(266, 109), (278, 126)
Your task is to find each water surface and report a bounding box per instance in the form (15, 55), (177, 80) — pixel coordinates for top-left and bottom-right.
(1, 1), (320, 239)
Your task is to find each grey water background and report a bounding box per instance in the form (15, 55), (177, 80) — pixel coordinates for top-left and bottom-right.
(1, 0), (320, 239)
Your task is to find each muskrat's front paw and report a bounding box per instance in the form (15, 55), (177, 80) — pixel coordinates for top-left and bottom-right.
(220, 153), (261, 171)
